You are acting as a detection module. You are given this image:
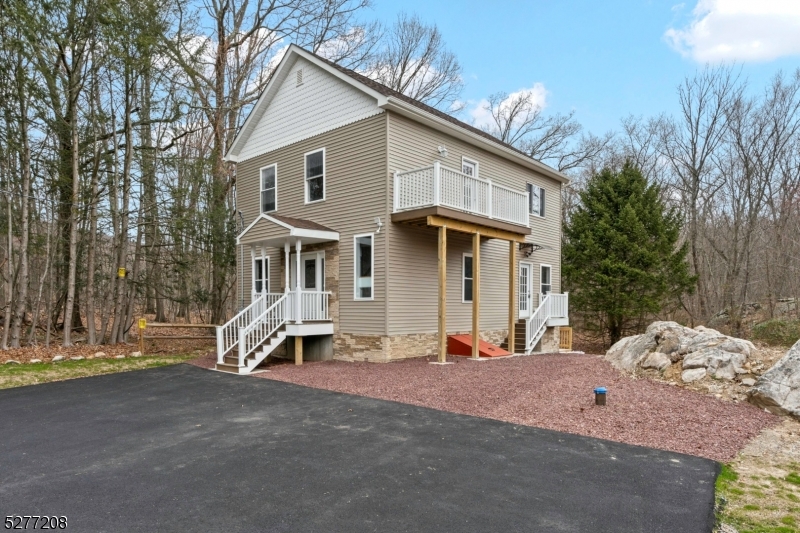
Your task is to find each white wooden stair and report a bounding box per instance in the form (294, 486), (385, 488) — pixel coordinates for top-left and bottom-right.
(215, 328), (287, 374)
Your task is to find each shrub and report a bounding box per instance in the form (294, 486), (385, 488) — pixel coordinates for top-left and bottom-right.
(752, 319), (800, 347)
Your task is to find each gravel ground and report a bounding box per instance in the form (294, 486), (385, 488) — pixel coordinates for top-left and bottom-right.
(190, 352), (779, 462)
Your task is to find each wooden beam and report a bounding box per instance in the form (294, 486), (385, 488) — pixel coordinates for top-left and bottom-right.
(295, 336), (303, 365)
(472, 231), (481, 359)
(426, 215), (526, 242)
(438, 225), (447, 363)
(509, 240), (516, 353)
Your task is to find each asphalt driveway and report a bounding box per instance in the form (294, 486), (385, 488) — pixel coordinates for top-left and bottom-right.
(0, 364), (718, 532)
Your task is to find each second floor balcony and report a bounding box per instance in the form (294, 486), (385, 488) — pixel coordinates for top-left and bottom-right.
(392, 162), (530, 229)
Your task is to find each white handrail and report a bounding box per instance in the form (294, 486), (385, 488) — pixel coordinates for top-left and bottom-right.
(526, 294), (551, 353)
(237, 294), (288, 366)
(217, 292), (267, 363)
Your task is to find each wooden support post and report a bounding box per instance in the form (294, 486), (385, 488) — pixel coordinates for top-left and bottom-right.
(472, 232), (481, 359)
(508, 240), (516, 353)
(295, 336), (303, 365)
(438, 225), (447, 363)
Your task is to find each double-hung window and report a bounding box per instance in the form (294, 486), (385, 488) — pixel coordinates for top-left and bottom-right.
(527, 183), (545, 217)
(462, 254), (474, 303)
(305, 149), (325, 203)
(354, 234), (373, 299)
(260, 164), (277, 213)
(540, 264), (552, 295)
(254, 257), (269, 294)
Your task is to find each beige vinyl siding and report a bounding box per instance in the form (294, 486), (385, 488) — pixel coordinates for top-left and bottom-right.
(386, 111), (561, 335)
(239, 218), (292, 245)
(236, 114), (387, 334)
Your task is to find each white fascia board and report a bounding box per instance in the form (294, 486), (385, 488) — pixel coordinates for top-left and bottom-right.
(290, 228), (340, 242)
(381, 98), (570, 185)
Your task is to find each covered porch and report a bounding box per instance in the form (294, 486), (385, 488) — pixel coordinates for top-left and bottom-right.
(216, 214), (338, 373)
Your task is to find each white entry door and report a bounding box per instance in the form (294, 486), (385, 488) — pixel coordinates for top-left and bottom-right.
(290, 252), (324, 291)
(519, 262), (533, 319)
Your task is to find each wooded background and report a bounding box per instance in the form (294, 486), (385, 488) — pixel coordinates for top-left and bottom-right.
(0, 0), (798, 348)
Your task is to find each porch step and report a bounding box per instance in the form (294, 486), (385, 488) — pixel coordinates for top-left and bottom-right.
(215, 328), (287, 374)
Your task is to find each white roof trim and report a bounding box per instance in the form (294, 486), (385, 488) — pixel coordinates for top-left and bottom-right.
(236, 213), (339, 245)
(225, 45), (568, 185)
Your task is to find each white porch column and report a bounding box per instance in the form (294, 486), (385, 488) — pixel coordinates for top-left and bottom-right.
(249, 245), (256, 300)
(295, 238), (302, 324)
(284, 241), (290, 293)
(260, 246), (267, 293)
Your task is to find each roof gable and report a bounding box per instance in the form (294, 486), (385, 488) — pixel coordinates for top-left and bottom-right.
(228, 54), (383, 162)
(226, 45), (569, 184)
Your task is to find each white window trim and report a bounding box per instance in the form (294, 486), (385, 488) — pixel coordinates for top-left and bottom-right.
(461, 156), (479, 178)
(540, 263), (552, 296)
(353, 233), (375, 301)
(253, 257), (270, 294)
(260, 163), (277, 213)
(462, 252), (474, 303)
(304, 147), (326, 204)
(528, 183), (545, 218)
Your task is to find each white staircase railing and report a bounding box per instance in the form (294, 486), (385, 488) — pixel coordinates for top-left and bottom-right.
(526, 294), (551, 354)
(216, 292), (281, 363)
(237, 294), (288, 366)
(524, 292), (569, 354)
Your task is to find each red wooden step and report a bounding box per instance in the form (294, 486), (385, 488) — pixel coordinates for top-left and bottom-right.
(447, 335), (512, 358)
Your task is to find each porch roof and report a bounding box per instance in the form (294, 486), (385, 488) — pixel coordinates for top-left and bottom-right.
(238, 213), (339, 247)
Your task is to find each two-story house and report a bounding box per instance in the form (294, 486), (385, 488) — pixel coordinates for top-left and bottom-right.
(214, 45), (569, 373)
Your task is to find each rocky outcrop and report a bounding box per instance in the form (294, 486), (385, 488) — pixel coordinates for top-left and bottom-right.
(605, 321), (755, 382)
(748, 340), (800, 418)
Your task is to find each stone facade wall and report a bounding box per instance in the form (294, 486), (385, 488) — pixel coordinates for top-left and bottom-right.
(333, 333), (390, 362)
(536, 326), (560, 354)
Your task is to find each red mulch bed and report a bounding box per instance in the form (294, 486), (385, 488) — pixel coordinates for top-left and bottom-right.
(189, 352), (779, 463)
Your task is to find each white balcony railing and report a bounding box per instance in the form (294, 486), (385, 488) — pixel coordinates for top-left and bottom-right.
(393, 162), (530, 227)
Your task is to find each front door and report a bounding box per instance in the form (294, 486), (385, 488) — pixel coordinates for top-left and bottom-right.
(290, 252), (324, 291)
(519, 262), (533, 319)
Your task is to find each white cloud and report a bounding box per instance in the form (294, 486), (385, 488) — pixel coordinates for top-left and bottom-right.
(467, 84), (548, 130)
(666, 0), (800, 62)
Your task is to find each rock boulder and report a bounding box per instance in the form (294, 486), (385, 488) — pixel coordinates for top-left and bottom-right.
(748, 340), (800, 418)
(605, 321), (755, 382)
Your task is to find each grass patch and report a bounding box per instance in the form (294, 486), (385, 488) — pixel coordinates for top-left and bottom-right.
(0, 355), (195, 390)
(752, 319), (800, 347)
(717, 463), (800, 533)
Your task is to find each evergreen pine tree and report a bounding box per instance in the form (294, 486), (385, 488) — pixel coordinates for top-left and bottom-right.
(563, 162), (695, 346)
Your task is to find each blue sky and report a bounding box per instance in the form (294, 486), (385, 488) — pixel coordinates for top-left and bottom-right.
(367, 0), (800, 136)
